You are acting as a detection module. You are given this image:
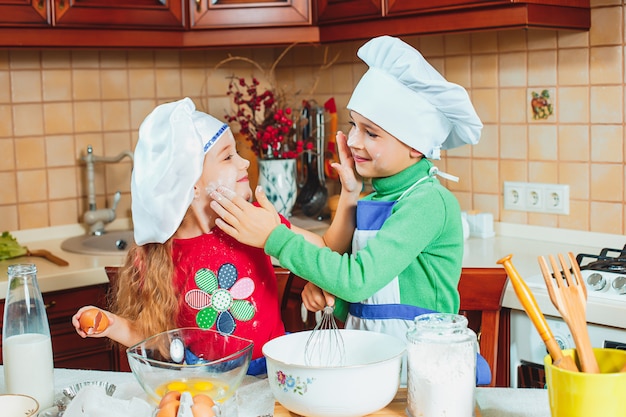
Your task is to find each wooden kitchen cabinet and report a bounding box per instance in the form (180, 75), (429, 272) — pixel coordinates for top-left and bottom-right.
(0, 0), (50, 27)
(0, 284), (120, 372)
(190, 0), (311, 29)
(318, 0), (590, 43)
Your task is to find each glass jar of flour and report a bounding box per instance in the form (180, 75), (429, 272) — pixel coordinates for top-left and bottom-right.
(406, 313), (477, 417)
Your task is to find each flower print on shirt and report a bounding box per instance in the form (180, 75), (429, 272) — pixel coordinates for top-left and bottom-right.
(184, 263), (256, 334)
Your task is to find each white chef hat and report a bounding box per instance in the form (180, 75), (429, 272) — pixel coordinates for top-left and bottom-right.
(131, 97), (229, 245)
(347, 35), (482, 160)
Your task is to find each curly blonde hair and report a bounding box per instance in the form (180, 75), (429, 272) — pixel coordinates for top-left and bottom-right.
(110, 239), (180, 342)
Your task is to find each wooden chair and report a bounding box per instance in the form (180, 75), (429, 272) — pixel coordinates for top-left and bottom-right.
(458, 267), (509, 387)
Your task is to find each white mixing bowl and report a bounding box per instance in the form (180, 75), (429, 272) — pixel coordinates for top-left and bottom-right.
(263, 329), (406, 417)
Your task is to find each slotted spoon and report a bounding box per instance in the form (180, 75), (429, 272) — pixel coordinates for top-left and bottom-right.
(304, 305), (345, 367)
(538, 252), (599, 373)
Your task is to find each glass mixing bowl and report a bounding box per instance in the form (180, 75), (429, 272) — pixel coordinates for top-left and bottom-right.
(126, 327), (253, 404)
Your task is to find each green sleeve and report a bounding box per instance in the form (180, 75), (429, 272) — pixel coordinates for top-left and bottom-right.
(265, 181), (461, 312)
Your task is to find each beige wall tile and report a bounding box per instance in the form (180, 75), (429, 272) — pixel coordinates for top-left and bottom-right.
(500, 125), (528, 160)
(447, 157), (471, 192)
(419, 35), (444, 56)
(472, 159), (499, 193)
(471, 55), (498, 88)
(128, 51), (155, 68)
(130, 100), (157, 133)
(560, 162), (590, 200)
(100, 51), (127, 68)
(558, 48), (589, 86)
(0, 138), (14, 170)
(591, 124), (623, 163)
(73, 101), (103, 133)
(558, 87), (589, 123)
(41, 51), (71, 69)
(16, 169), (47, 202)
(49, 199), (79, 226)
(528, 161), (558, 183)
(444, 34), (471, 55)
(44, 102), (74, 135)
(472, 89), (498, 123)
(182, 68), (208, 98)
(527, 30), (557, 50)
(101, 69), (129, 100)
(0, 71), (10, 103)
(558, 30), (589, 49)
(0, 104), (12, 137)
(500, 88), (527, 123)
(590, 6), (622, 46)
(559, 200), (589, 231)
(129, 68), (156, 99)
(590, 46), (622, 84)
(0, 51), (8, 70)
(498, 31), (527, 52)
(13, 103), (43, 137)
(155, 50), (180, 68)
(471, 32), (498, 54)
(11, 70), (42, 103)
(0, 205), (18, 231)
(9, 51), (40, 69)
(444, 56), (471, 87)
(45, 135), (76, 167)
(590, 163), (623, 201)
(15, 137), (45, 170)
(0, 172), (17, 204)
(73, 69), (101, 100)
(18, 202), (49, 229)
(528, 212), (557, 228)
(42, 69), (72, 101)
(473, 193), (500, 218)
(499, 52), (526, 87)
(500, 159), (528, 182)
(590, 201), (622, 234)
(590, 85), (622, 123)
(71, 51), (100, 68)
(558, 125), (589, 162)
(472, 124), (498, 158)
(528, 125), (557, 161)
(48, 167), (77, 199)
(528, 50), (557, 86)
(155, 68), (182, 99)
(102, 101), (130, 131)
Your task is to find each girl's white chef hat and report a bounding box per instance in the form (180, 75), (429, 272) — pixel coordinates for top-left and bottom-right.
(131, 97), (229, 245)
(347, 35), (482, 160)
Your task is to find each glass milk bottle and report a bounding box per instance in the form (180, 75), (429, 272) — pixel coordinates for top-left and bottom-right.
(406, 313), (477, 417)
(2, 264), (55, 409)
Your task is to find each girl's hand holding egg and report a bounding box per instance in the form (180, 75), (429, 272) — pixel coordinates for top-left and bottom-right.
(73, 306), (110, 337)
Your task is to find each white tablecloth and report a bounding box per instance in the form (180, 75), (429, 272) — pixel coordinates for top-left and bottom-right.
(0, 366), (551, 417)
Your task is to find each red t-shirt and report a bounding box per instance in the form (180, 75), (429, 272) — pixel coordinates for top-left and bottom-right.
(171, 219), (289, 360)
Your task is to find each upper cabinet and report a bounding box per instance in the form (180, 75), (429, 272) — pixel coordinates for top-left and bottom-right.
(318, 0), (590, 43)
(0, 0), (50, 27)
(0, 0), (589, 48)
(191, 0), (310, 28)
(52, 0), (185, 29)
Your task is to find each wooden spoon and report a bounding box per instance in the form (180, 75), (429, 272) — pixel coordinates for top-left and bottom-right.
(538, 253), (599, 373)
(497, 254), (579, 372)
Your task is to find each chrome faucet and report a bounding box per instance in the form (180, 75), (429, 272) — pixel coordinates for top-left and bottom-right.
(82, 145), (134, 235)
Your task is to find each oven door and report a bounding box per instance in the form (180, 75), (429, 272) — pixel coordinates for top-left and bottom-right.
(510, 310), (626, 388)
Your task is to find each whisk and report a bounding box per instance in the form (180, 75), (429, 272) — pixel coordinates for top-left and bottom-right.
(304, 305), (346, 367)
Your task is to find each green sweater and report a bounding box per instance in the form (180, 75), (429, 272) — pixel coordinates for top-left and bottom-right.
(266, 158), (463, 321)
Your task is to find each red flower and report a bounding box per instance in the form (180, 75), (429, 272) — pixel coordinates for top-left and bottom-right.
(225, 76), (301, 160)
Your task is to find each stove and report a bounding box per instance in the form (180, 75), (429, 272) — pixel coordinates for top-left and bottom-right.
(509, 245), (626, 388)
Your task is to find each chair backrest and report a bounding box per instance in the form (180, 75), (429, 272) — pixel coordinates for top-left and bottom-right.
(458, 267), (509, 387)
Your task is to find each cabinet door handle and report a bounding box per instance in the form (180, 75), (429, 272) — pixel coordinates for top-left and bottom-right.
(195, 0), (202, 12)
(45, 300), (56, 309)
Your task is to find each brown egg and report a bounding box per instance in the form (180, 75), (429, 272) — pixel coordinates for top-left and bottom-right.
(159, 391), (182, 408)
(156, 400), (180, 417)
(191, 403), (216, 417)
(79, 308), (109, 335)
(193, 394), (215, 408)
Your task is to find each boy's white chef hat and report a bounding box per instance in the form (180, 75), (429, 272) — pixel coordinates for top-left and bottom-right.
(347, 35), (482, 160)
(131, 97), (229, 245)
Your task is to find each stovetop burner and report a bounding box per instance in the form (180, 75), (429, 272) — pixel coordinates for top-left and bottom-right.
(576, 244), (626, 273)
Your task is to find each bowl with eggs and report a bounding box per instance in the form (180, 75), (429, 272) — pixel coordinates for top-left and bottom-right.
(263, 329), (406, 417)
(126, 327), (253, 406)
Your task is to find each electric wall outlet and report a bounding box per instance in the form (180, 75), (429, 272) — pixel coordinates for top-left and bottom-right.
(503, 182), (526, 210)
(503, 182), (569, 215)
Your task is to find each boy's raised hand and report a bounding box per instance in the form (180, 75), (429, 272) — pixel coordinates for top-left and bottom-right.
(211, 185), (281, 248)
(332, 131), (361, 196)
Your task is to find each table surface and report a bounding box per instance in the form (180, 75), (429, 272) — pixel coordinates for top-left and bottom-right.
(0, 367), (551, 417)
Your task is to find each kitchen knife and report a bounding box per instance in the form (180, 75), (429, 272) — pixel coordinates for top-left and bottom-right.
(497, 254), (579, 372)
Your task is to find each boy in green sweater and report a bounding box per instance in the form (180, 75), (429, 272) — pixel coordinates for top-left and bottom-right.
(210, 35), (484, 383)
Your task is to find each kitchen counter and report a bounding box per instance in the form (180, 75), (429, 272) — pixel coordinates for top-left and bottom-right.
(0, 366), (551, 417)
(2, 219), (625, 327)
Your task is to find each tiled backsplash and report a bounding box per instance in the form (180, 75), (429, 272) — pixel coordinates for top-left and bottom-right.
(1, 2), (625, 236)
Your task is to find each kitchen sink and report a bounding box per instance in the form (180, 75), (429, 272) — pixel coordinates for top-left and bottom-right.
(61, 230), (135, 256)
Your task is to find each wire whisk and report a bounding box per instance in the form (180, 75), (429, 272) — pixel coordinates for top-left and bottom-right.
(304, 305), (346, 367)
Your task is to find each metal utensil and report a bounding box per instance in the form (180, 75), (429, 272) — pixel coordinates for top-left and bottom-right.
(538, 253), (600, 373)
(497, 254), (579, 372)
(304, 305), (345, 367)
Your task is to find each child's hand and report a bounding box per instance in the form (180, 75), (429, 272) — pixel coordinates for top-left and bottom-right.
(332, 131), (361, 197)
(72, 306), (114, 339)
(302, 282), (336, 311)
(210, 185), (281, 248)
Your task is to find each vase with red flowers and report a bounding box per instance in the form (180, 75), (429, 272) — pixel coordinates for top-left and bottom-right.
(225, 76), (301, 216)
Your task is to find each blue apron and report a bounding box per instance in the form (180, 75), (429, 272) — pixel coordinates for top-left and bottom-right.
(345, 171), (491, 386)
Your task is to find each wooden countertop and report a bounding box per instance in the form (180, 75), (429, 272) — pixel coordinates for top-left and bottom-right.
(273, 388), (482, 416)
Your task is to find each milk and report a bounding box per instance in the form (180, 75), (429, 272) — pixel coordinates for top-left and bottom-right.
(3, 333), (55, 409)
